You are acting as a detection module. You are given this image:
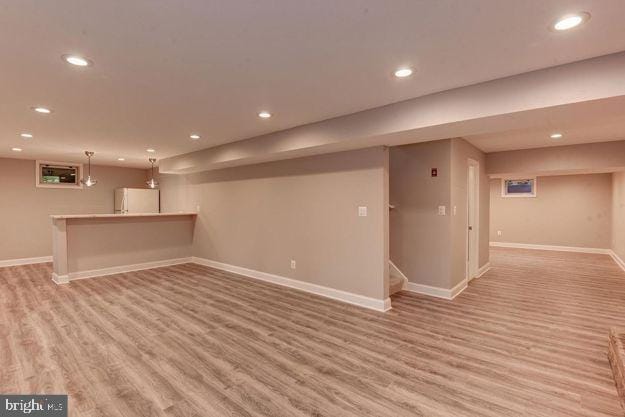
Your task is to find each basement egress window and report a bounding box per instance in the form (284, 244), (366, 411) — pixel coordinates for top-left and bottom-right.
(36, 160), (83, 189)
(501, 178), (536, 198)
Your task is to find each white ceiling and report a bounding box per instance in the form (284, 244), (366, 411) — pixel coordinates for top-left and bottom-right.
(1, 0), (625, 167)
(464, 95), (625, 153)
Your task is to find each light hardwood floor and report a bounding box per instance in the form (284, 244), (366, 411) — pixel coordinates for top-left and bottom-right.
(1, 248), (625, 416)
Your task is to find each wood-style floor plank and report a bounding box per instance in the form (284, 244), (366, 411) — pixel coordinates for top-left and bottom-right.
(1, 247), (624, 416)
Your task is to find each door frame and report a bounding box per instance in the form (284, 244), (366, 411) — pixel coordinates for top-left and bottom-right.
(466, 158), (480, 280)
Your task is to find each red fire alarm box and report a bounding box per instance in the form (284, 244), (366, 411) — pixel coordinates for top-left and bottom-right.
(431, 168), (438, 177)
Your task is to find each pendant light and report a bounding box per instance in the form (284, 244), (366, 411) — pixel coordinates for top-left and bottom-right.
(146, 157), (159, 189)
(80, 151), (97, 187)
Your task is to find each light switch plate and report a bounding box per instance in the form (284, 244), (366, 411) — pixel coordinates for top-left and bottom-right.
(290, 260), (296, 269)
(358, 206), (368, 217)
(438, 205), (446, 216)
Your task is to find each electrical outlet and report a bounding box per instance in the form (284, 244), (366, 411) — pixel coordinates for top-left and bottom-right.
(290, 260), (296, 270)
(196, 205), (201, 212)
(438, 205), (446, 216)
(358, 206), (368, 217)
(497, 230), (502, 236)
(453, 205), (457, 216)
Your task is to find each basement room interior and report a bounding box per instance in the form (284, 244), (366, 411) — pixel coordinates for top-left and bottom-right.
(1, 1), (625, 416)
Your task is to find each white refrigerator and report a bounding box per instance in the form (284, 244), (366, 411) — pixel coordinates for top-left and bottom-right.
(114, 188), (160, 214)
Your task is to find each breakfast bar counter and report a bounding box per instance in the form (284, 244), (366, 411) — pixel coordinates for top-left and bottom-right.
(51, 212), (197, 284)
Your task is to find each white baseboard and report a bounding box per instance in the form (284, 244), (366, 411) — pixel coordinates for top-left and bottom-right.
(406, 278), (467, 300)
(0, 255), (52, 267)
(49, 255), (393, 312)
(389, 260), (409, 290)
(450, 279), (468, 298)
(474, 262), (491, 279)
(192, 257), (391, 312)
(609, 250), (625, 272)
(490, 242), (611, 254)
(65, 257), (193, 281)
(52, 272), (69, 284)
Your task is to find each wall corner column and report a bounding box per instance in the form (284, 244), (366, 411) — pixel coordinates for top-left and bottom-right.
(51, 218), (69, 284)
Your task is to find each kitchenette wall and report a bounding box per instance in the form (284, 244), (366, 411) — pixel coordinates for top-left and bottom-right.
(0, 157), (148, 262)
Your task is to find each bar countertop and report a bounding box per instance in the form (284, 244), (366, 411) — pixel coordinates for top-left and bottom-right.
(50, 212), (197, 220)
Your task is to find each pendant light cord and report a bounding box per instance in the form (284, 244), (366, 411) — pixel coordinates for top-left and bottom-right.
(149, 158), (157, 180)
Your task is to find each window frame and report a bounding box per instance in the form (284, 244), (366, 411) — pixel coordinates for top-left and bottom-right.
(35, 160), (84, 189)
(501, 177), (537, 198)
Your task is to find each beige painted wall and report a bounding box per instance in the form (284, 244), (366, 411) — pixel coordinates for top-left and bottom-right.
(160, 147), (389, 300)
(66, 216), (194, 273)
(613, 172), (625, 261)
(490, 174), (613, 249)
(389, 138), (489, 289)
(0, 157), (148, 261)
(450, 138), (490, 285)
(390, 140), (452, 288)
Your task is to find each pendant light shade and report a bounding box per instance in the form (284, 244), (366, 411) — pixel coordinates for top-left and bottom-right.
(146, 158), (159, 189)
(80, 151), (97, 187)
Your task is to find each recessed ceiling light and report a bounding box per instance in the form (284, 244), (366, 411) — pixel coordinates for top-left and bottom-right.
(553, 12), (590, 31)
(117, 157), (125, 161)
(258, 111), (272, 119)
(550, 133), (563, 139)
(32, 107), (52, 114)
(62, 54), (92, 67)
(20, 133), (33, 138)
(190, 134), (200, 140)
(11, 147), (22, 152)
(146, 148), (156, 153)
(394, 68), (413, 78)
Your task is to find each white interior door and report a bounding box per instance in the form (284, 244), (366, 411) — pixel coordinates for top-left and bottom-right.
(467, 160), (479, 279)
